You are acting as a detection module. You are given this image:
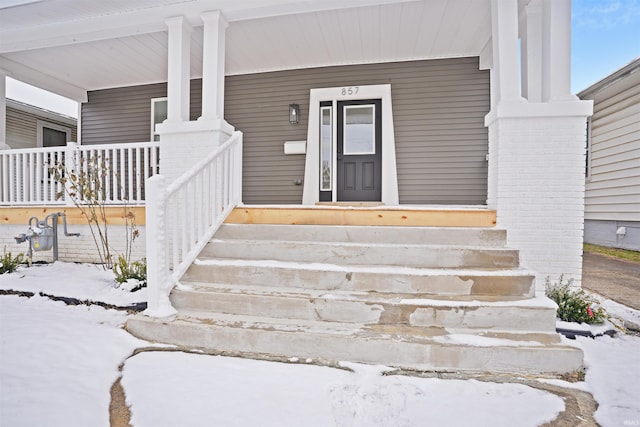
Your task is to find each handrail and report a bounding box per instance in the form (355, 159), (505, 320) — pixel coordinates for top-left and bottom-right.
(144, 131), (243, 317)
(0, 141), (160, 206)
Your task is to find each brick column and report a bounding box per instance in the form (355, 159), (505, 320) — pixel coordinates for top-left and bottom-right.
(487, 106), (591, 287)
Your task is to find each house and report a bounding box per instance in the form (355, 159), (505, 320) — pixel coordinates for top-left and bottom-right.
(579, 58), (640, 251)
(4, 98), (77, 150)
(0, 0), (593, 373)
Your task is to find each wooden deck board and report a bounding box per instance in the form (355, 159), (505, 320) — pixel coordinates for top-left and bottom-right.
(225, 206), (496, 227)
(0, 206), (146, 226)
(1, 205), (496, 227)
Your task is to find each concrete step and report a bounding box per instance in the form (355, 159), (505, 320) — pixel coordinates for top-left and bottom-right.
(170, 284), (557, 333)
(200, 239), (520, 269)
(215, 224), (508, 247)
(126, 311), (583, 374)
(183, 259), (535, 297)
(127, 218), (583, 374)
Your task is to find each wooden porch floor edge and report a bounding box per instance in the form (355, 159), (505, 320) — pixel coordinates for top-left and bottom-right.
(225, 206), (497, 227)
(0, 205), (497, 227)
(0, 206), (146, 226)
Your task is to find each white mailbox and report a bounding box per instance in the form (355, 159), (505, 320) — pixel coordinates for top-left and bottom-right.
(284, 140), (306, 155)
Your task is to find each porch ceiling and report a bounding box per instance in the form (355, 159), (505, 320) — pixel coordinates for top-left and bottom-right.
(0, 0), (492, 101)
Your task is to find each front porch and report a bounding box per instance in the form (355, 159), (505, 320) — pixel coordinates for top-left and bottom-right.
(0, 0), (593, 374)
(0, 175), (584, 374)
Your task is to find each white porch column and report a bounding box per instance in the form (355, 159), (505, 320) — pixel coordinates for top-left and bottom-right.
(200, 11), (228, 122)
(542, 0), (575, 101)
(0, 72), (7, 148)
(490, 0), (524, 106)
(521, 0), (543, 102)
(157, 13), (234, 183)
(165, 16), (192, 123)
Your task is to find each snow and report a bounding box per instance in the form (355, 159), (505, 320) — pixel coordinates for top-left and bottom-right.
(194, 257), (535, 277)
(1, 261), (639, 427)
(536, 378), (592, 392)
(556, 319), (616, 336)
(0, 295), (144, 427)
(122, 353), (563, 427)
(596, 295), (640, 330)
(571, 334), (640, 426)
(434, 334), (544, 347)
(0, 262), (146, 307)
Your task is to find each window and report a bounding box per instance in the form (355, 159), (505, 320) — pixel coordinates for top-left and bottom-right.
(151, 97), (168, 141)
(320, 106), (332, 191)
(342, 105), (375, 155)
(37, 120), (71, 147)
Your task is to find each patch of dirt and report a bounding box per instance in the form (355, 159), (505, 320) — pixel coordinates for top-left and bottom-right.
(583, 251), (640, 311)
(109, 377), (131, 427)
(535, 383), (598, 427)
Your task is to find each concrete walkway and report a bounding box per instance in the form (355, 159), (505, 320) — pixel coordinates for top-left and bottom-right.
(582, 251), (640, 311)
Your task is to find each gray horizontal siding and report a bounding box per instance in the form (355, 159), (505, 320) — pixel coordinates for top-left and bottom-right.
(225, 57), (489, 204)
(585, 81), (640, 221)
(82, 57), (489, 205)
(81, 81), (202, 145)
(6, 107), (77, 149)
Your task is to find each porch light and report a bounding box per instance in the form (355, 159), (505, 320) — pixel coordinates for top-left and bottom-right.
(289, 104), (300, 124)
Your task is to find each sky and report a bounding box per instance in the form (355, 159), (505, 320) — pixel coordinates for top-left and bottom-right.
(4, 0), (640, 119)
(571, 0), (640, 93)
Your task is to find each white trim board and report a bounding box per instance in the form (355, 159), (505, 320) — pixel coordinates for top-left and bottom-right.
(302, 84), (399, 205)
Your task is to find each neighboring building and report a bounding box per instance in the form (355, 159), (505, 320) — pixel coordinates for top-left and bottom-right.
(5, 99), (77, 149)
(580, 58), (640, 251)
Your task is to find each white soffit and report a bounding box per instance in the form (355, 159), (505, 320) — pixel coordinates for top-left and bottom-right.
(226, 0), (491, 76)
(0, 0), (491, 98)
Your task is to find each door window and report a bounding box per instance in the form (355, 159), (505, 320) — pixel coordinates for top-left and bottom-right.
(343, 105), (375, 155)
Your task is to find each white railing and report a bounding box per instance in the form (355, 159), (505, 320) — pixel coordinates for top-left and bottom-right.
(0, 141), (160, 205)
(145, 131), (243, 317)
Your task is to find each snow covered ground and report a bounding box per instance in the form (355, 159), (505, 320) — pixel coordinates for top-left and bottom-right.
(1, 262), (639, 427)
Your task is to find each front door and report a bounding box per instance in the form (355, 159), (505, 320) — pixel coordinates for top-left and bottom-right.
(337, 99), (382, 202)
(305, 85), (398, 206)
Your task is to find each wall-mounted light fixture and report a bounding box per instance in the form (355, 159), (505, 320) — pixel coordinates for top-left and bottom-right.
(289, 104), (300, 124)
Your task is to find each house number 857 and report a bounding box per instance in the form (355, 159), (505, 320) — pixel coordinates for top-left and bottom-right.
(341, 86), (359, 95)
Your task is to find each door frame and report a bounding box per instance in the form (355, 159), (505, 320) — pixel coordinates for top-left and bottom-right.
(302, 84), (399, 205)
(336, 99), (382, 202)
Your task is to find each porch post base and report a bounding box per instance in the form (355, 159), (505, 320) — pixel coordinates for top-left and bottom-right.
(486, 100), (592, 289)
(156, 119), (235, 182)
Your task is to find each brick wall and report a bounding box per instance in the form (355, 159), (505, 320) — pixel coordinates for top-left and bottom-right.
(156, 120), (233, 183)
(1, 224), (146, 264)
(488, 114), (588, 288)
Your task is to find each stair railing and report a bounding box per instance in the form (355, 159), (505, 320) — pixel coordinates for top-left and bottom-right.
(144, 130), (243, 317)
